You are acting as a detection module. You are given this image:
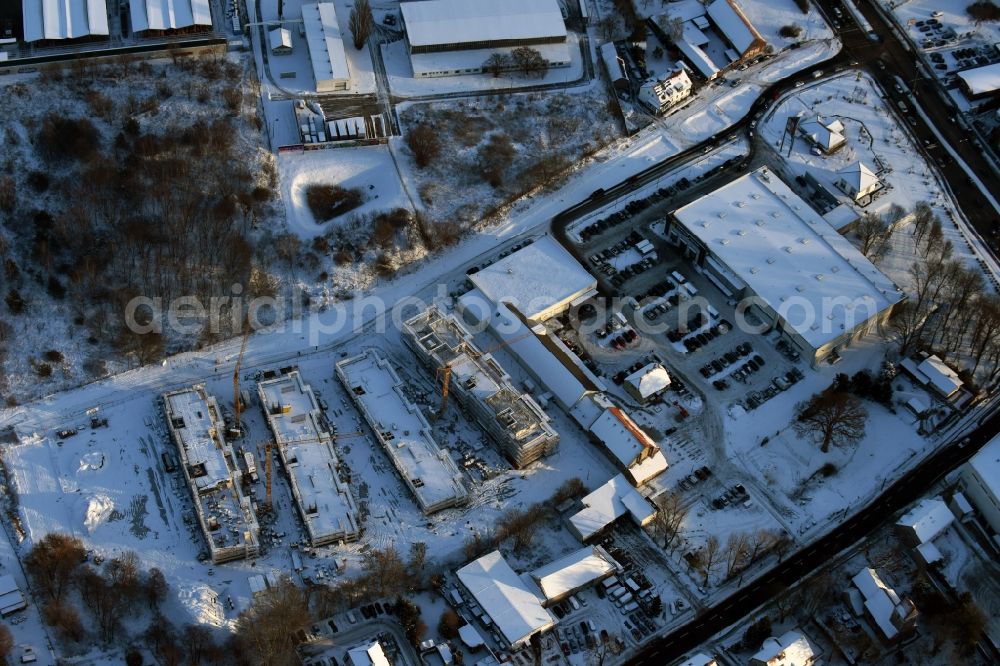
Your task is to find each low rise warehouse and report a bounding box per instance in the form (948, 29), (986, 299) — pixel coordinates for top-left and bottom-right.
(667, 167), (904, 366)
(529, 545), (620, 605)
(302, 2), (351, 92)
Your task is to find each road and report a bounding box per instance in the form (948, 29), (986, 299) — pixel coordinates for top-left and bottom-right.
(627, 401), (1000, 665)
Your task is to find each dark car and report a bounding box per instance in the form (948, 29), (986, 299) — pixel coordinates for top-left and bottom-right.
(753, 354), (765, 366)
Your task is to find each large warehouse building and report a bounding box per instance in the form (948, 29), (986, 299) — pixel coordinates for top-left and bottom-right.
(303, 2), (351, 91)
(961, 432), (1000, 536)
(399, 0), (571, 78)
(666, 167), (904, 366)
(128, 0), (213, 37)
(21, 0), (108, 43)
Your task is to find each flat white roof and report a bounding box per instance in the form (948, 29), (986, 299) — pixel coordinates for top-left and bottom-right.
(672, 168), (902, 350)
(457, 551), (556, 647)
(400, 0), (567, 50)
(706, 0), (759, 54)
(958, 61), (1000, 96)
(336, 350), (468, 514)
(530, 546), (618, 601)
(23, 0), (108, 41)
(129, 0), (211, 33)
(967, 433), (1000, 508)
(896, 497), (953, 544)
(258, 372), (359, 544)
(468, 236), (597, 321)
(303, 3), (351, 85)
(569, 474), (656, 540)
(0, 574), (25, 615)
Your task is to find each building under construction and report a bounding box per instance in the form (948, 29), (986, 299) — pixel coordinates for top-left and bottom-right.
(336, 349), (469, 515)
(162, 385), (261, 564)
(402, 306), (559, 468)
(257, 369), (361, 547)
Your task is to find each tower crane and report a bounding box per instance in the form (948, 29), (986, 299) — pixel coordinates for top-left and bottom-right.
(259, 431), (365, 511)
(230, 324), (252, 439)
(436, 330), (537, 417)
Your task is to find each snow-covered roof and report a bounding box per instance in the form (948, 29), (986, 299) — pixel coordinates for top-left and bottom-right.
(751, 630), (816, 666)
(672, 167), (903, 351)
(22, 0), (109, 42)
(676, 654), (717, 666)
(916, 541), (942, 565)
(128, 0), (212, 33)
(529, 546), (619, 601)
(676, 32), (722, 79)
(163, 388), (231, 491)
(625, 363), (671, 399)
(303, 3), (351, 87)
(600, 42), (624, 82)
(822, 203), (860, 233)
(851, 567), (905, 640)
(468, 236), (597, 321)
(838, 161), (880, 193)
(258, 372), (359, 545)
(918, 355), (963, 397)
(798, 116), (846, 152)
(336, 350), (468, 515)
(896, 497), (953, 544)
(458, 624), (485, 649)
(966, 433), (1000, 510)
(346, 641), (390, 666)
(0, 574), (25, 615)
(587, 408), (667, 484)
(706, 0), (761, 54)
(568, 474), (656, 540)
(400, 0), (567, 50)
(957, 61), (1000, 96)
(457, 551), (556, 647)
(270, 27), (292, 50)
(462, 297), (603, 411)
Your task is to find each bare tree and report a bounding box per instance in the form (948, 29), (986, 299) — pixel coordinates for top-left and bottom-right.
(650, 491), (688, 548)
(794, 389), (868, 453)
(348, 0), (374, 50)
(724, 532), (751, 578)
(405, 123), (441, 168)
(700, 536), (722, 586)
(24, 533), (86, 603)
(747, 529), (780, 563)
(911, 201), (935, 250)
(855, 212), (887, 256)
(483, 52), (511, 77)
(234, 576), (310, 666)
(0, 624), (12, 665)
(145, 567), (168, 611)
(511, 47), (549, 78)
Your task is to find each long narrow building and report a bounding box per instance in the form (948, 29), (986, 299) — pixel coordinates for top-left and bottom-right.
(162, 385), (260, 563)
(258, 370), (360, 546)
(336, 350), (469, 515)
(402, 306), (559, 468)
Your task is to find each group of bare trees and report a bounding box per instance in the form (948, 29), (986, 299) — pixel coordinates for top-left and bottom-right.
(855, 203), (907, 263)
(23, 534), (178, 654)
(794, 388), (869, 453)
(884, 202), (1000, 389)
(689, 529), (787, 586)
(0, 57), (276, 378)
(481, 48), (550, 79)
(348, 0), (374, 50)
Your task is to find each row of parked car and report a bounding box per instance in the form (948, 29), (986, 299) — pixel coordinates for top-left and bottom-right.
(775, 338), (801, 362)
(679, 465), (713, 491)
(712, 483), (749, 510)
(698, 343), (755, 378)
(558, 620), (598, 655)
(608, 327), (639, 350)
(588, 231), (644, 264)
(743, 368), (805, 410)
(609, 256), (657, 287)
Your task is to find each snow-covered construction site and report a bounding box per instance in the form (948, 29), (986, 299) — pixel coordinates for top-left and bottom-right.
(3, 0), (1000, 663)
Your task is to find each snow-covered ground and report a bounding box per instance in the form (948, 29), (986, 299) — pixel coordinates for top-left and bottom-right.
(278, 147), (413, 239)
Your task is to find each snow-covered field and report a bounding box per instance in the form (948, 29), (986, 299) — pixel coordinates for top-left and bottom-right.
(279, 147), (413, 239)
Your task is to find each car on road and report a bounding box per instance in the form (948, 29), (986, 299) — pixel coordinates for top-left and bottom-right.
(794, 80), (804, 87)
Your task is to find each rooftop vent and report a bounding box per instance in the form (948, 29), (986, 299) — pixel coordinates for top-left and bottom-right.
(796, 285), (805, 292)
(736, 201), (747, 208)
(755, 219), (765, 227)
(738, 229), (747, 236)
(750, 193), (761, 200)
(815, 274), (824, 281)
(784, 246), (793, 253)
(718, 212), (728, 219)
(720, 239), (731, 245)
(799, 238), (810, 245)
(766, 257), (776, 264)
(831, 266), (840, 273)
(770, 211), (781, 219)
(750, 267), (759, 274)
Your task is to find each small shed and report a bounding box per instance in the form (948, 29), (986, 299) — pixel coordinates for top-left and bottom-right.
(270, 28), (293, 54)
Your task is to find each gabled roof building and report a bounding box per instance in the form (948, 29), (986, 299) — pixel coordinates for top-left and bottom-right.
(22, 0), (109, 43)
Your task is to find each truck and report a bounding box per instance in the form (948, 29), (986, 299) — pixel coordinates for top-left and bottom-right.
(243, 451), (259, 483)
